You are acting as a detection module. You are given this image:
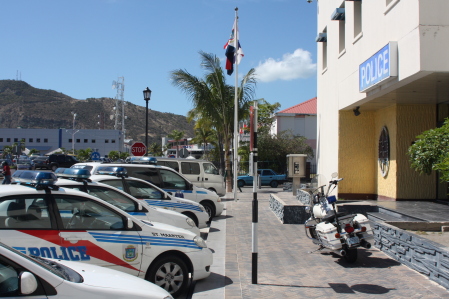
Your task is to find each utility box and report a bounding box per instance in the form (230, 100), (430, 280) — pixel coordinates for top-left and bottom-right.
(286, 154), (307, 195)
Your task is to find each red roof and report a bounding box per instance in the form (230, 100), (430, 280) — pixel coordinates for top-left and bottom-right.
(278, 97), (317, 115)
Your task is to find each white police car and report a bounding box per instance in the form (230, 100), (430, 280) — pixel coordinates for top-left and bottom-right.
(0, 242), (173, 298)
(71, 161), (224, 220)
(13, 168), (201, 236)
(0, 171), (212, 297)
(84, 166), (210, 229)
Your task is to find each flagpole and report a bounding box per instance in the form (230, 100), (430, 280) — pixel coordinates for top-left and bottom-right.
(233, 7), (239, 202)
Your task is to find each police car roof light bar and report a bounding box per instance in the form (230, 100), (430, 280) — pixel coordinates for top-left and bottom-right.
(54, 168), (91, 180)
(128, 156), (157, 165)
(11, 170), (59, 190)
(96, 166), (128, 178)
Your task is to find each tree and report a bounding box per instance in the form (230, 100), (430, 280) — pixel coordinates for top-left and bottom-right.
(108, 150), (119, 161)
(28, 148), (40, 156)
(168, 130), (185, 158)
(408, 118), (449, 179)
(256, 99), (281, 135)
(170, 51), (256, 192)
(76, 148), (92, 162)
(148, 142), (163, 157)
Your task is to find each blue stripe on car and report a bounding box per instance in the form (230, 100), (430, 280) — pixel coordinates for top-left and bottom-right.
(144, 200), (202, 212)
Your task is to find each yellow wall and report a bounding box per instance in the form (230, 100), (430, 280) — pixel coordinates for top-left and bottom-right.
(339, 104), (437, 200)
(338, 110), (376, 196)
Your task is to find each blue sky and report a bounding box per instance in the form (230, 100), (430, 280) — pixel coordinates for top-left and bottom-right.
(1, 0), (318, 116)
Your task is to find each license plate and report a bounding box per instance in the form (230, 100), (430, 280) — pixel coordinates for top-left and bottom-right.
(347, 236), (359, 246)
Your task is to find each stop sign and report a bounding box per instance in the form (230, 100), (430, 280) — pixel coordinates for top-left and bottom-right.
(131, 142), (147, 156)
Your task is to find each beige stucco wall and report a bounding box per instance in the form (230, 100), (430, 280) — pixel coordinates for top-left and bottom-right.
(338, 110), (376, 196)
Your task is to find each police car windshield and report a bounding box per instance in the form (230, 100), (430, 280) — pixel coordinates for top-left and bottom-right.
(1, 243), (82, 283)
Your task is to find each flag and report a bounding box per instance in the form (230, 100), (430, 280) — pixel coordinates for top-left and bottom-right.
(224, 18), (244, 76)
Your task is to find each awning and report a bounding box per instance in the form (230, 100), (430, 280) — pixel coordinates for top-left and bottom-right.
(331, 8), (345, 21)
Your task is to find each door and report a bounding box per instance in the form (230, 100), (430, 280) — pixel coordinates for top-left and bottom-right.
(202, 162), (225, 195)
(53, 194), (143, 276)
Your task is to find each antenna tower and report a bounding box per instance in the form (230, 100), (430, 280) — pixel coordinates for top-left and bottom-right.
(112, 77), (126, 139)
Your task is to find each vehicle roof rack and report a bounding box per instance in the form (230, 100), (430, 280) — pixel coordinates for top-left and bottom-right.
(96, 166), (128, 178)
(12, 170), (59, 190)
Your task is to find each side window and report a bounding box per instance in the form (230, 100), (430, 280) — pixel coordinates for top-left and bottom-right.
(0, 196), (52, 229)
(57, 156), (65, 163)
(159, 169), (187, 190)
(126, 180), (164, 199)
(70, 186), (137, 213)
(262, 170), (272, 176)
(53, 195), (125, 230)
(0, 258), (19, 296)
(167, 162), (179, 172)
(181, 162), (200, 175)
(126, 168), (162, 187)
(203, 163), (219, 175)
(99, 180), (126, 191)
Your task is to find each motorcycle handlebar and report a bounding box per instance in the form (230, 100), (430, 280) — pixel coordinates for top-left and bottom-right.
(329, 178), (344, 184)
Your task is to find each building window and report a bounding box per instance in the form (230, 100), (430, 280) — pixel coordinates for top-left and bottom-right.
(338, 6), (346, 54)
(6, 138), (10, 142)
(14, 138), (18, 142)
(92, 139), (96, 143)
(29, 138), (33, 143)
(0, 138), (2, 142)
(36, 139), (40, 143)
(76, 139), (80, 143)
(105, 140), (109, 143)
(354, 1), (362, 38)
(69, 139), (72, 143)
(111, 139), (116, 143)
(84, 139), (88, 143)
(44, 138), (48, 143)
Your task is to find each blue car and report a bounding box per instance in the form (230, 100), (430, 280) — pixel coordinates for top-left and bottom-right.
(237, 169), (287, 188)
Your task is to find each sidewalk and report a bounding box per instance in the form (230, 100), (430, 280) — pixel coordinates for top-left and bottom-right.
(192, 187), (449, 299)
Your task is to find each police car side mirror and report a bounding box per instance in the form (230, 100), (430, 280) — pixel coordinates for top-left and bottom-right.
(137, 203), (143, 211)
(20, 272), (38, 295)
(127, 218), (133, 229)
(189, 183), (194, 190)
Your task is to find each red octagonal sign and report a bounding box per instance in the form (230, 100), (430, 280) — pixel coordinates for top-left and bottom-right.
(131, 142), (147, 156)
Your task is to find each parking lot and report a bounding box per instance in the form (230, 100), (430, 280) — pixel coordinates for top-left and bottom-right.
(192, 186), (449, 299)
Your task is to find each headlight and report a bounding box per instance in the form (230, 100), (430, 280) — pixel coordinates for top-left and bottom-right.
(199, 205), (205, 212)
(186, 217), (196, 227)
(194, 236), (207, 248)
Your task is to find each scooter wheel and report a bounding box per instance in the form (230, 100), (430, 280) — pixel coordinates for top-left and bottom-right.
(343, 248), (358, 263)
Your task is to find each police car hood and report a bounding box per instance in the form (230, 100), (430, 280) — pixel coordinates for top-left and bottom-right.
(54, 259), (171, 296)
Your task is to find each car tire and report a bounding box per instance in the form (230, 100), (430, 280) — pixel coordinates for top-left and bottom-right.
(51, 165), (58, 172)
(146, 255), (189, 298)
(237, 180), (245, 188)
(201, 201), (215, 221)
(270, 180), (279, 188)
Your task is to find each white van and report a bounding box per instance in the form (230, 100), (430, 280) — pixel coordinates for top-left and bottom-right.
(156, 157), (225, 196)
(71, 162), (224, 220)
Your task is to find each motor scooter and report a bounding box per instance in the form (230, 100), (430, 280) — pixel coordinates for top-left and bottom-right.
(297, 173), (373, 263)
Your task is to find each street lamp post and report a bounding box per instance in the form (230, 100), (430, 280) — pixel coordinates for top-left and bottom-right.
(143, 87), (152, 156)
(71, 111), (77, 154)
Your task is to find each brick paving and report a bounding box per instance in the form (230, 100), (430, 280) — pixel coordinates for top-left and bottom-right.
(221, 187), (449, 299)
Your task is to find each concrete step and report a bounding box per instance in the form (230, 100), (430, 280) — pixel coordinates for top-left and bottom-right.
(367, 207), (427, 222)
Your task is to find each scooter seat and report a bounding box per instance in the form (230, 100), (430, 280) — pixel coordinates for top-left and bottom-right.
(322, 211), (347, 223)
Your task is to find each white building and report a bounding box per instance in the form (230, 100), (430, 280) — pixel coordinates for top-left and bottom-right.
(0, 128), (124, 156)
(271, 97), (317, 171)
(317, 0), (449, 201)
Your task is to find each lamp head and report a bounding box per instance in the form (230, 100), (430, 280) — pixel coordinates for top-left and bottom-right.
(143, 87), (152, 101)
(353, 106), (361, 116)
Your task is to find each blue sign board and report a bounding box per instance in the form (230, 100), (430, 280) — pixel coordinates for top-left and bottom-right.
(91, 151), (101, 161)
(359, 42), (397, 92)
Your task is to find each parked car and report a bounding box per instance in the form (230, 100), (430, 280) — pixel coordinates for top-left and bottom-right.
(48, 154), (79, 171)
(16, 159), (35, 170)
(31, 156), (50, 170)
(0, 242), (173, 298)
(1, 171), (212, 297)
(237, 169), (287, 188)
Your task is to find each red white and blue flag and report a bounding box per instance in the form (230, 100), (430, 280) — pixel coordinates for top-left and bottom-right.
(224, 18), (244, 76)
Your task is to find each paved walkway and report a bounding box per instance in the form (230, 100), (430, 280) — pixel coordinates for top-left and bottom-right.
(192, 187), (449, 299)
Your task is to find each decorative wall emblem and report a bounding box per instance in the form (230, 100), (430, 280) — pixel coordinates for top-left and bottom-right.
(378, 126), (390, 177)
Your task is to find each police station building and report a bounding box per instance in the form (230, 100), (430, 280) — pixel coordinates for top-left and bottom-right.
(316, 0), (449, 201)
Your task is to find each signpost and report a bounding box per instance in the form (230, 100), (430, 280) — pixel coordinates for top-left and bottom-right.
(131, 142), (147, 156)
(90, 151), (101, 161)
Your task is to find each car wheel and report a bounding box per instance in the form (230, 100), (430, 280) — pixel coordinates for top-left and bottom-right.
(146, 255), (189, 298)
(237, 180), (245, 188)
(270, 180), (279, 188)
(201, 201), (215, 221)
(51, 165), (58, 172)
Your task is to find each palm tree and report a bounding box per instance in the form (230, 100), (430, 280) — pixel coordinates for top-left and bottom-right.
(168, 130), (185, 158)
(170, 51), (256, 192)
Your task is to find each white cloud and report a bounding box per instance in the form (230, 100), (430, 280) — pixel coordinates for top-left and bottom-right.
(254, 49), (316, 82)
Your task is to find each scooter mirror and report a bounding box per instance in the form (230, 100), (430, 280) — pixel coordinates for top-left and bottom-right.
(331, 172), (338, 179)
